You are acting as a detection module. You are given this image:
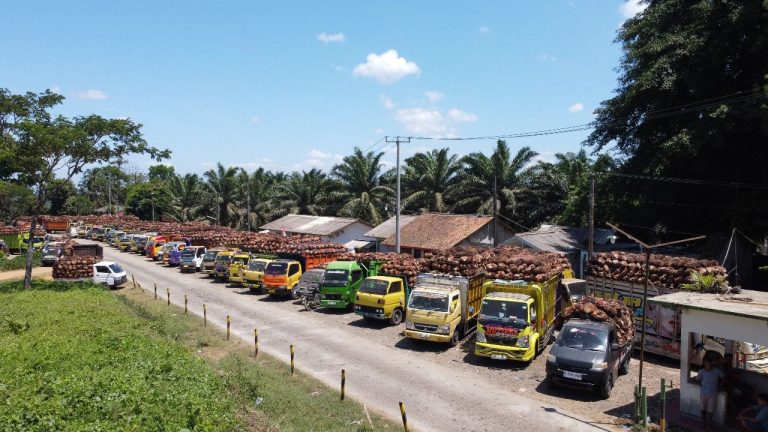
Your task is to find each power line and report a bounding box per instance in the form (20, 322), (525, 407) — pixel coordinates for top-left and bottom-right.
(601, 172), (768, 190)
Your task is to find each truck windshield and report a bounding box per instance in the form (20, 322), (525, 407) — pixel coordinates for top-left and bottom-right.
(215, 255), (232, 263)
(300, 270), (324, 283)
(359, 279), (389, 295)
(558, 326), (608, 352)
(322, 269), (348, 284)
(232, 257), (248, 265)
(181, 250), (195, 257)
(408, 292), (449, 312)
(109, 263), (123, 273)
(205, 251), (219, 260)
(248, 261), (267, 272)
(479, 300), (529, 328)
(266, 262), (288, 275)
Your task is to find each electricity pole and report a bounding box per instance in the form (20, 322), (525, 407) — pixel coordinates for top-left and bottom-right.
(493, 175), (498, 246)
(386, 136), (410, 254)
(246, 179), (251, 232)
(605, 223), (704, 397)
(588, 172), (595, 257)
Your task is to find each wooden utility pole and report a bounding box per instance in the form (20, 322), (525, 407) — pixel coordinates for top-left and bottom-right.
(588, 173), (595, 258)
(386, 136), (410, 254)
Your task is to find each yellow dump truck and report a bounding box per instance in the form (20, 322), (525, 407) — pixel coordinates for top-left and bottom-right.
(228, 252), (251, 286)
(243, 256), (275, 291)
(474, 270), (576, 362)
(354, 275), (409, 325)
(404, 273), (486, 346)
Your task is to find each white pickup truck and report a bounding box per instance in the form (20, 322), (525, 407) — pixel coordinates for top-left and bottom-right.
(93, 261), (128, 289)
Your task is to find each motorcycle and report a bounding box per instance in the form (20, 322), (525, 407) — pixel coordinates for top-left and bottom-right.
(301, 285), (321, 311)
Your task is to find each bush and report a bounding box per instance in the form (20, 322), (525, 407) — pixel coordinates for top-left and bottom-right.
(0, 251), (42, 271)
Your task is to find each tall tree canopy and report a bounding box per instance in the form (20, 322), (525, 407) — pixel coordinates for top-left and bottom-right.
(331, 148), (393, 226)
(587, 0), (768, 238)
(402, 148), (461, 213)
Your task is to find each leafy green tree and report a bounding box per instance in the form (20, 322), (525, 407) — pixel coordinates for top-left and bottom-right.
(203, 163), (240, 226)
(236, 168), (278, 230)
(78, 166), (130, 211)
(0, 181), (34, 223)
(168, 173), (202, 222)
(62, 195), (94, 215)
(587, 0), (768, 238)
(148, 164), (176, 184)
(402, 148), (461, 213)
(125, 182), (173, 220)
(0, 88), (169, 288)
(45, 178), (76, 215)
(331, 148), (393, 225)
(454, 140), (538, 222)
(276, 169), (333, 217)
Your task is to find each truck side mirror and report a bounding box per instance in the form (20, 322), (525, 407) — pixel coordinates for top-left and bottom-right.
(611, 343), (620, 351)
(468, 306), (474, 315)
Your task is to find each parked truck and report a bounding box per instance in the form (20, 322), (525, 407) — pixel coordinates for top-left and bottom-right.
(474, 270), (577, 362)
(263, 252), (338, 298)
(404, 273), (486, 346)
(354, 275), (410, 325)
(319, 260), (381, 309)
(546, 318), (633, 399)
(213, 249), (241, 282)
(227, 252), (252, 285)
(242, 255), (276, 291)
(202, 247), (226, 275)
(180, 246), (207, 273)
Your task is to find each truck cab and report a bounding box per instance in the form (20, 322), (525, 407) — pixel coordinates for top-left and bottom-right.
(263, 259), (303, 298)
(404, 274), (485, 346)
(90, 227), (105, 241)
(108, 231), (124, 246)
(167, 242), (187, 266)
(293, 268), (325, 299)
(243, 256), (274, 291)
(319, 261), (380, 309)
(228, 252), (251, 285)
(354, 275), (409, 325)
(117, 234), (133, 252)
(213, 250), (240, 281)
(180, 246), (206, 272)
(545, 319), (632, 399)
(202, 248), (224, 274)
(147, 236), (165, 260)
(92, 261), (128, 289)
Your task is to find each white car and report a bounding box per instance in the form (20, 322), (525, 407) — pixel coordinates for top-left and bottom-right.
(93, 261), (128, 289)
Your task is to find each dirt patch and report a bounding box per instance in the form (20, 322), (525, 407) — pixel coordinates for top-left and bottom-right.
(0, 267), (53, 282)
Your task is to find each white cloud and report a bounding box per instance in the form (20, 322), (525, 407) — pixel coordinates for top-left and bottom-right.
(294, 149), (343, 170)
(317, 32), (345, 43)
(394, 107), (477, 137)
(537, 53), (558, 62)
(425, 90), (445, 102)
(568, 102), (584, 113)
(478, 26), (490, 34)
(234, 158), (278, 171)
(250, 115), (261, 124)
(353, 49), (420, 84)
(620, 0), (647, 19)
(73, 89), (107, 100)
(448, 108), (478, 122)
(380, 94), (394, 110)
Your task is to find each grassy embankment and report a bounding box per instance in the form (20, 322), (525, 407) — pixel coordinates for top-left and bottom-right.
(0, 251), (41, 271)
(0, 280), (396, 431)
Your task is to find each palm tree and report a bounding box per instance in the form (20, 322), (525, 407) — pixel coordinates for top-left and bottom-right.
(331, 148), (393, 226)
(402, 148), (462, 213)
(203, 163), (240, 226)
(275, 169), (332, 216)
(453, 140), (538, 220)
(236, 168), (279, 230)
(168, 173), (203, 222)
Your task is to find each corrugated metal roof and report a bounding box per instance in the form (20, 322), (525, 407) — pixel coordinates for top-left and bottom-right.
(259, 214), (370, 236)
(364, 215), (418, 239)
(380, 213), (493, 251)
(502, 225), (616, 253)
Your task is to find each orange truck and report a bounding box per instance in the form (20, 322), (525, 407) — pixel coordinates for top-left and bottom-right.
(262, 252), (337, 298)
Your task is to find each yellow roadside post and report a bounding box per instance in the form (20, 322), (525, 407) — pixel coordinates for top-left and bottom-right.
(399, 402), (409, 432)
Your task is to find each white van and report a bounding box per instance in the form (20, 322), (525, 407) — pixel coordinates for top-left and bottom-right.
(93, 261), (128, 288)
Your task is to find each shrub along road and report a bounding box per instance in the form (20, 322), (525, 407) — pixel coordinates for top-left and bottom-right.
(98, 242), (610, 432)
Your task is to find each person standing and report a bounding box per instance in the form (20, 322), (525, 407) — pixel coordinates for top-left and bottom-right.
(697, 358), (725, 430)
(739, 393), (768, 432)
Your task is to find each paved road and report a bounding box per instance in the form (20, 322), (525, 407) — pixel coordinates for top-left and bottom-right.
(101, 244), (610, 432)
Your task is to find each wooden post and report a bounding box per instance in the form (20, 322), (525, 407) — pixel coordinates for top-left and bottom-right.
(203, 304), (207, 327)
(290, 344), (295, 375)
(154, 283), (157, 300)
(131, 274), (136, 289)
(399, 401), (409, 432)
(226, 315), (231, 341)
(254, 329), (259, 358)
(166, 288), (170, 306)
(341, 369), (346, 401)
(660, 378), (667, 432)
(184, 294), (188, 315)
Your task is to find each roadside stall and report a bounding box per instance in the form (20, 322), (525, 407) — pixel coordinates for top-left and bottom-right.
(649, 290), (768, 428)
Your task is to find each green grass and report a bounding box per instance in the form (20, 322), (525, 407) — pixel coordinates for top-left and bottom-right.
(0, 251), (42, 271)
(0, 281), (398, 431)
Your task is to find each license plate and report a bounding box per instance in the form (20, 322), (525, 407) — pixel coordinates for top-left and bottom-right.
(491, 355), (507, 361)
(563, 371), (583, 380)
(326, 301), (336, 305)
(420, 333), (430, 339)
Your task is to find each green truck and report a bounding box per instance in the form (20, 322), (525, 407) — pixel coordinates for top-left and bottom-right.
(0, 232), (44, 253)
(319, 260), (382, 309)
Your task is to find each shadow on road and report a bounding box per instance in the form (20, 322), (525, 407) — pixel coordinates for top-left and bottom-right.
(540, 406), (616, 432)
(394, 337), (452, 353)
(461, 350), (532, 371)
(347, 317), (390, 330)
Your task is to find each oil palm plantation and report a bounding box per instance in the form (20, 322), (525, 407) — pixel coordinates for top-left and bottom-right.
(203, 163), (240, 226)
(453, 140), (538, 222)
(236, 167), (279, 230)
(331, 148), (393, 226)
(168, 173), (203, 222)
(402, 148), (462, 213)
(275, 168), (333, 216)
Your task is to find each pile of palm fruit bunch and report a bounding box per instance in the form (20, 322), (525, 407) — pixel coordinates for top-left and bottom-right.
(561, 296), (635, 345)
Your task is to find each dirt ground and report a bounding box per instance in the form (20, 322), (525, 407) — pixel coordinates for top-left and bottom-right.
(0, 266), (53, 282)
(214, 275), (681, 429)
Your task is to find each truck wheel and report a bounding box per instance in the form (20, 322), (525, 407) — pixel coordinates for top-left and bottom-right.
(598, 375), (614, 399)
(619, 357), (630, 375)
(546, 375), (557, 389)
(290, 288), (300, 300)
(389, 308), (404, 326)
(450, 330), (460, 347)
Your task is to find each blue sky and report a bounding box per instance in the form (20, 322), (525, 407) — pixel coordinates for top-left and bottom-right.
(0, 0), (646, 176)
